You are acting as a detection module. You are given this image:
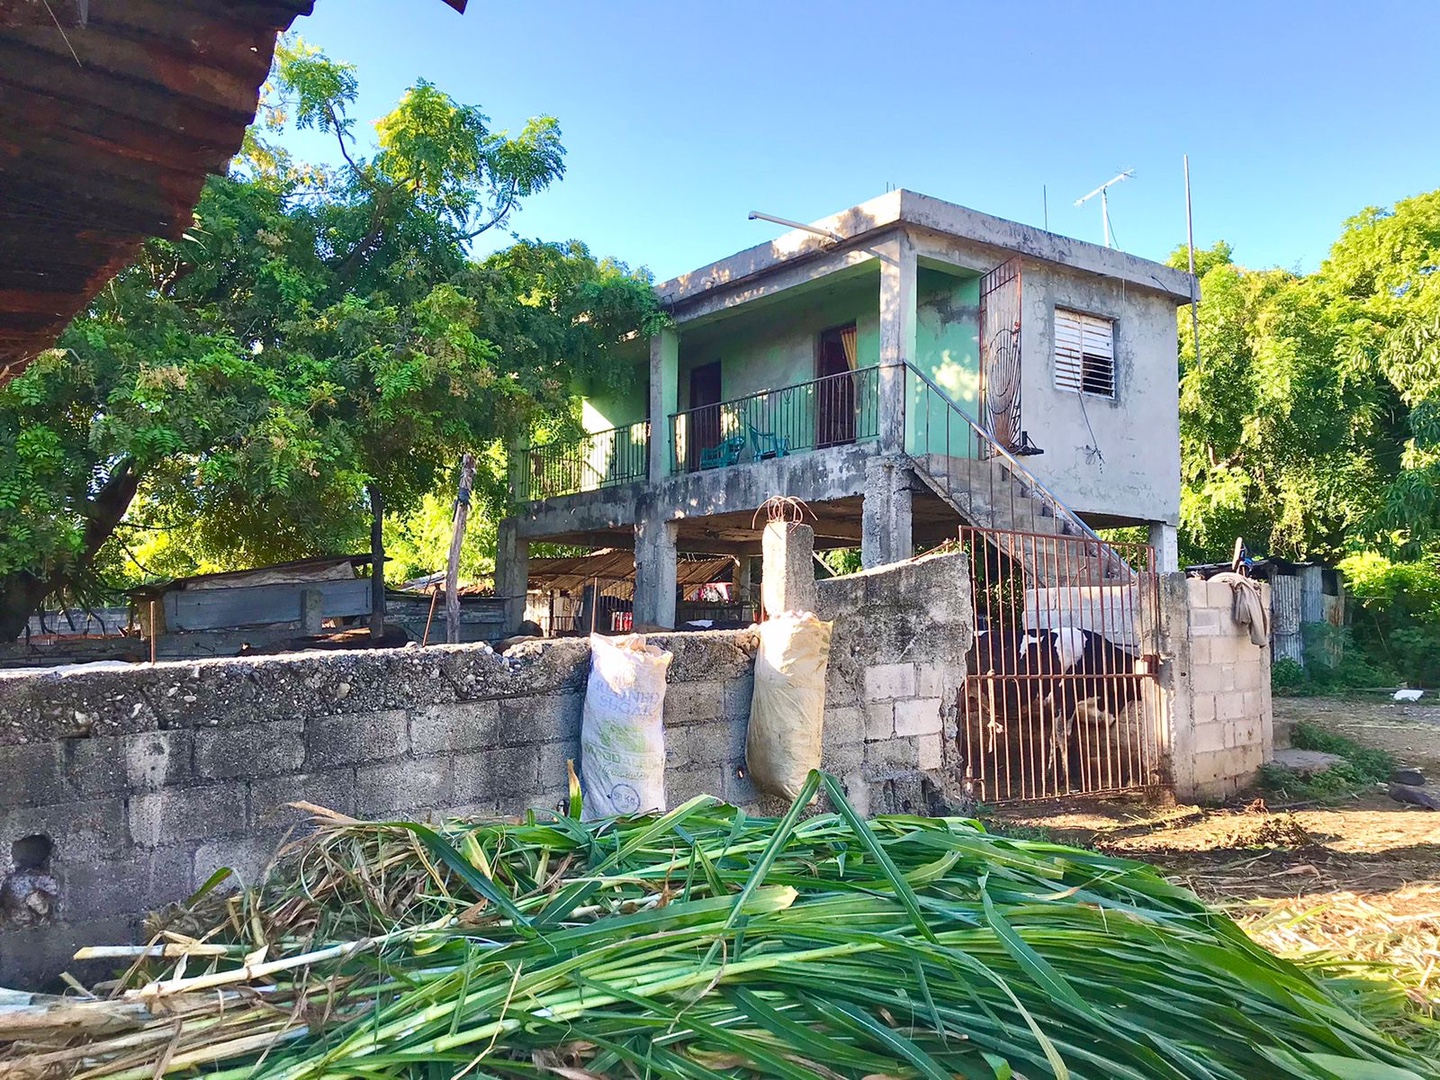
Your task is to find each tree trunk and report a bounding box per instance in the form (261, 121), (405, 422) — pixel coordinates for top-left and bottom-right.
(0, 461), (141, 641)
(367, 483), (386, 640)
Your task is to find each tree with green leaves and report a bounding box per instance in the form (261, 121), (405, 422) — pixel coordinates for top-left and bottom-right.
(0, 41), (661, 640)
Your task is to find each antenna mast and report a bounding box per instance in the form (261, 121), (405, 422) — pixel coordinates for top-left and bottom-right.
(1074, 170), (1133, 248)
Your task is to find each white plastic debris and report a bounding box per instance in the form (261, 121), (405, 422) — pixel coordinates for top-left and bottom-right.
(1393, 688), (1425, 702)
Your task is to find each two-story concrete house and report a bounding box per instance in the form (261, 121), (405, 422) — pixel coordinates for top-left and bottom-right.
(498, 190), (1193, 630)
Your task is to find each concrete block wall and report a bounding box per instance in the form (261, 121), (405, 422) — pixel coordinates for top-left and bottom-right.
(816, 549), (974, 815)
(1162, 574), (1273, 801)
(0, 548), (974, 988)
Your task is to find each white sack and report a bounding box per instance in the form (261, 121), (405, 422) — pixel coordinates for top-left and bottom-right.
(580, 633), (672, 820)
(746, 612), (833, 802)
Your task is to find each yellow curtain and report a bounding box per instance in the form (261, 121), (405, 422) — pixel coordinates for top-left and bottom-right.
(839, 325), (858, 369)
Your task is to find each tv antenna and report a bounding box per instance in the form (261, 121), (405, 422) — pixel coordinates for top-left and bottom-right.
(1074, 170), (1133, 248)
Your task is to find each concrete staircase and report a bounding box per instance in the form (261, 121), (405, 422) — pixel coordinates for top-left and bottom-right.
(911, 452), (1131, 587)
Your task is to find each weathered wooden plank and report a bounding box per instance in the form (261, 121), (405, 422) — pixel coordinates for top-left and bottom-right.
(164, 579), (372, 632)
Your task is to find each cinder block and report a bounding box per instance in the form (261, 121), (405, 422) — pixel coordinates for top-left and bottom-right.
(916, 665), (957, 699)
(537, 740), (582, 793)
(894, 698), (944, 738)
(1, 798), (128, 862)
(354, 758), (451, 818)
(60, 737), (129, 799)
(130, 784), (249, 848)
(863, 737), (921, 778)
(251, 769), (356, 823)
(411, 701), (501, 755)
(665, 719), (744, 769)
(1190, 664), (1234, 694)
(666, 766), (727, 807)
(723, 676), (755, 722)
(864, 664), (916, 702)
(498, 692), (582, 746)
(1189, 609), (1222, 636)
(306, 710), (408, 769)
(917, 734), (944, 771)
(660, 682), (728, 728)
(193, 833), (286, 893)
(1194, 719), (1227, 755)
(1231, 662), (1263, 691)
(62, 845), (194, 919)
(0, 743), (65, 809)
(1188, 638), (1212, 665)
(450, 747), (541, 806)
(122, 730), (193, 792)
(822, 707), (865, 750)
(1207, 580), (1238, 610)
(864, 701), (895, 742)
(194, 722), (303, 780)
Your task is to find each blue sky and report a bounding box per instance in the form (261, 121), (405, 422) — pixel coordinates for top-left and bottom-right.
(291, 0), (1440, 282)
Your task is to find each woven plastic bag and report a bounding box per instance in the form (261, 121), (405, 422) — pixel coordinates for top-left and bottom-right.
(580, 633), (673, 820)
(746, 612), (834, 801)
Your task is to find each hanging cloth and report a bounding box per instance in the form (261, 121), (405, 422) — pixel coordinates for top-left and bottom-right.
(839, 325), (858, 370)
(1210, 571), (1270, 647)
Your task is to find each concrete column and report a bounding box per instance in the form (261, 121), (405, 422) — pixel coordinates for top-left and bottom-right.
(736, 555), (758, 617)
(877, 234), (918, 453)
(634, 517), (678, 630)
(1148, 522), (1179, 573)
(495, 519), (529, 633)
(861, 456), (914, 570)
(648, 328), (680, 482)
(761, 522), (818, 616)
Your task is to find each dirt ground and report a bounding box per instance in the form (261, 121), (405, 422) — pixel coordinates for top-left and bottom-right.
(991, 694), (1440, 1040)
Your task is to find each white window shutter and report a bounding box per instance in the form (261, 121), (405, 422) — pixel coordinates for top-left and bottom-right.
(1054, 309), (1114, 398)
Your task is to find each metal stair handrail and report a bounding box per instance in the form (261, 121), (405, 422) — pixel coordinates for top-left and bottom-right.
(900, 362), (1133, 580)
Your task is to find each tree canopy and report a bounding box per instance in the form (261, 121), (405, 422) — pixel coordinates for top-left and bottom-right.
(0, 40), (661, 639)
(1171, 190), (1440, 564)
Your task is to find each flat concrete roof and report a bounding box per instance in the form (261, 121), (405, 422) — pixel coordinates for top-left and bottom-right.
(657, 189), (1195, 310)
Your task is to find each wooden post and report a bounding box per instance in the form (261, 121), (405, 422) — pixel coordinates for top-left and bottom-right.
(367, 483), (386, 641)
(445, 453), (477, 645)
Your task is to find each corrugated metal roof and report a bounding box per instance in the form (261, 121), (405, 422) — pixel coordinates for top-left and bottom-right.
(0, 0), (467, 381)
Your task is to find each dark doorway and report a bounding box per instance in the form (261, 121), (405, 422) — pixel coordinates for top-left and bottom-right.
(816, 324), (857, 448)
(688, 360), (723, 470)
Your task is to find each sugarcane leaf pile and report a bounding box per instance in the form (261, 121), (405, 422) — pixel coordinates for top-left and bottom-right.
(3, 771), (1436, 1080)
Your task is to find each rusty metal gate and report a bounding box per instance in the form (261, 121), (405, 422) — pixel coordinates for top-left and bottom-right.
(957, 527), (1164, 801)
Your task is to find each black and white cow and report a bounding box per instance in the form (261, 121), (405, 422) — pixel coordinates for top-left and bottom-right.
(961, 622), (1141, 793)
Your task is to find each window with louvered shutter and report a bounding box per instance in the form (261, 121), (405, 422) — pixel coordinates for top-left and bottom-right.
(1054, 309), (1115, 398)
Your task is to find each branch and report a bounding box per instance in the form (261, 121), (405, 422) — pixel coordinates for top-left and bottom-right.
(460, 185), (519, 241)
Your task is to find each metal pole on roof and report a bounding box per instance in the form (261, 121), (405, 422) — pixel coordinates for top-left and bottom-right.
(1184, 154), (1201, 368)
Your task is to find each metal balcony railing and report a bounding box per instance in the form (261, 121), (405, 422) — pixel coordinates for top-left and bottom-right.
(669, 366), (880, 474)
(520, 421), (649, 501)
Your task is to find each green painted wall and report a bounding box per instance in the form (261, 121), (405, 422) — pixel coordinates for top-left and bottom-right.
(581, 360), (648, 433)
(907, 269), (980, 457)
(664, 276), (881, 467)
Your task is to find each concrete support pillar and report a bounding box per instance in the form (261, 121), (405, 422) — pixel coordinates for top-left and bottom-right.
(1148, 522), (1179, 573)
(861, 456), (914, 569)
(761, 522), (818, 616)
(634, 518), (678, 630)
(877, 234), (918, 454)
(495, 519), (529, 633)
(648, 328), (680, 482)
(736, 555), (758, 617)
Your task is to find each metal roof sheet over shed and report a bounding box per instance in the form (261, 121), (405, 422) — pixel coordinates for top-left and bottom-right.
(0, 0), (466, 381)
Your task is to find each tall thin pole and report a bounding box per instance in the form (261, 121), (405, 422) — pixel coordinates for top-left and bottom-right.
(1042, 185), (1048, 231)
(1184, 154), (1201, 365)
(1101, 188), (1112, 248)
(444, 453), (476, 645)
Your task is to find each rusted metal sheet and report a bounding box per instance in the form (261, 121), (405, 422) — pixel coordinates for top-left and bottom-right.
(0, 0), (465, 381)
